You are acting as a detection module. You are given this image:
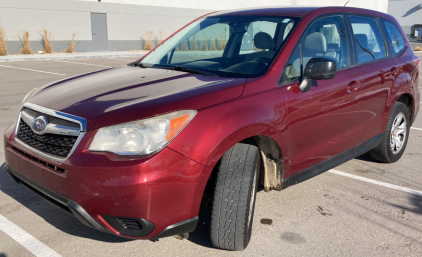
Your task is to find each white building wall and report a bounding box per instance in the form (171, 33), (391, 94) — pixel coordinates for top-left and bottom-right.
(76, 0), (388, 13)
(388, 0), (422, 38)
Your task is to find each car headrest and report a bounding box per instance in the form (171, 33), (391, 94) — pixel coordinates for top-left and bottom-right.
(355, 34), (368, 49)
(304, 32), (327, 54)
(254, 32), (275, 50)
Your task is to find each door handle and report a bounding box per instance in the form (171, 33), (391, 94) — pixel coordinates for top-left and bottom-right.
(347, 81), (361, 94)
(389, 67), (398, 77)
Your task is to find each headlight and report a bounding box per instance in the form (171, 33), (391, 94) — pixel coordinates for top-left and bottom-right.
(22, 88), (39, 104)
(89, 110), (196, 156)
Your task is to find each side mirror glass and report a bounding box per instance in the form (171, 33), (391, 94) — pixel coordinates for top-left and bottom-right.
(304, 57), (337, 80)
(299, 57), (337, 93)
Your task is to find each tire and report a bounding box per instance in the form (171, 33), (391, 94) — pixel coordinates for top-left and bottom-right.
(370, 102), (410, 163)
(210, 143), (260, 251)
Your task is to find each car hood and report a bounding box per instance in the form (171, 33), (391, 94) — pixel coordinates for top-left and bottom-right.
(28, 65), (246, 130)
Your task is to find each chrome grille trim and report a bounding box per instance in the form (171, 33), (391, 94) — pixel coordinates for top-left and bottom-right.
(21, 110), (80, 136)
(14, 102), (87, 163)
(23, 102), (87, 131)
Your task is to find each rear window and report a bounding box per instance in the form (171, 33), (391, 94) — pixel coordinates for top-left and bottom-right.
(380, 18), (407, 56)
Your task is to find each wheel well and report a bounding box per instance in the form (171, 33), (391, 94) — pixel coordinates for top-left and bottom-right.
(397, 93), (414, 119)
(202, 135), (284, 204)
(240, 136), (284, 192)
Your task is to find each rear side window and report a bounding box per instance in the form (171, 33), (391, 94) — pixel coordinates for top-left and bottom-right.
(380, 18), (406, 56)
(349, 15), (387, 64)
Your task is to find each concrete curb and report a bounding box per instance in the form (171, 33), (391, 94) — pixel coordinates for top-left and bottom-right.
(0, 51), (148, 62)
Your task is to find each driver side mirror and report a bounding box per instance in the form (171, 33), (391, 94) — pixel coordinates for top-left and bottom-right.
(299, 57), (337, 93)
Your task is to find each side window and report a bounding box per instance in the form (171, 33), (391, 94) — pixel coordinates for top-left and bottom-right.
(380, 18), (406, 56)
(349, 15), (386, 64)
(283, 15), (350, 83)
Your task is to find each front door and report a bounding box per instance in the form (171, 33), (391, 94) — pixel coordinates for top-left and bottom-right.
(91, 13), (108, 52)
(281, 14), (361, 177)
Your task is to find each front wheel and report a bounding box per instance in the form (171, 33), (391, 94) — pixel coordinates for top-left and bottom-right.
(210, 143), (260, 251)
(370, 102), (410, 163)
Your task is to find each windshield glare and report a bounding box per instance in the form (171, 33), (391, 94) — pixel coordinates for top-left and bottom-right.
(140, 16), (299, 78)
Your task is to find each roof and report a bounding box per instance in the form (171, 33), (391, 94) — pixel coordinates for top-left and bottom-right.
(209, 6), (317, 17)
(208, 6), (390, 19)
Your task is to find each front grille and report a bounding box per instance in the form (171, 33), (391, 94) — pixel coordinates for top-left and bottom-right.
(12, 146), (66, 173)
(117, 218), (144, 230)
(17, 119), (78, 157)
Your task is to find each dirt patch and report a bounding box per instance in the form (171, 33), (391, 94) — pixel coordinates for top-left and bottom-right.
(260, 218), (273, 225)
(280, 232), (306, 244)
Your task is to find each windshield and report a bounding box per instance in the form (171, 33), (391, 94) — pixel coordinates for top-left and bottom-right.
(139, 16), (299, 78)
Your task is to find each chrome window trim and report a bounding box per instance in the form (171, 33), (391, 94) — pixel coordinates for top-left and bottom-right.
(14, 102), (87, 164)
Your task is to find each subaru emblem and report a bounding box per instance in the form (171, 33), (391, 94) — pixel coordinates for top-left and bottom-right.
(32, 116), (48, 133)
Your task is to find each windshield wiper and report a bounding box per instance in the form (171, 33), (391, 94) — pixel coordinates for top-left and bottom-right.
(174, 66), (218, 77)
(133, 62), (147, 68)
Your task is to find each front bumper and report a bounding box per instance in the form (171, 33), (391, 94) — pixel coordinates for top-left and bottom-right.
(4, 164), (110, 233)
(4, 124), (210, 239)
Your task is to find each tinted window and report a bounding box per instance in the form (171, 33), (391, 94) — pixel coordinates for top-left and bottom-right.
(283, 15), (350, 82)
(349, 15), (386, 64)
(381, 19), (406, 56)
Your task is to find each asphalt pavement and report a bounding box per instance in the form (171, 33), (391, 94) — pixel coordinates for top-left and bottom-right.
(0, 56), (422, 257)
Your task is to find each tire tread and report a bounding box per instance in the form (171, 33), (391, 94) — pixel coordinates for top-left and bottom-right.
(210, 143), (259, 251)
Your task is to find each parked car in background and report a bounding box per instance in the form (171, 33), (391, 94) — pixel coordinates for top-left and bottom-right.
(4, 6), (419, 251)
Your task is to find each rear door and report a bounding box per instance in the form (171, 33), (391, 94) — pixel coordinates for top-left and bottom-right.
(281, 14), (361, 177)
(348, 15), (401, 148)
(379, 18), (413, 95)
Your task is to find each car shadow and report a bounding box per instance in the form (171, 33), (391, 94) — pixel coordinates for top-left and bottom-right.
(0, 163), (131, 243)
(187, 184), (266, 248)
(186, 201), (214, 248)
(355, 152), (382, 163)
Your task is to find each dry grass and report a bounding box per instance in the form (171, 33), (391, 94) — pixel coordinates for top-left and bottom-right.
(158, 30), (165, 43)
(217, 34), (227, 50)
(201, 40), (208, 51)
(142, 30), (154, 50)
(0, 28), (7, 56)
(414, 46), (422, 51)
(210, 38), (217, 51)
(66, 33), (78, 53)
(18, 31), (32, 55)
(191, 35), (198, 50)
(181, 40), (189, 51)
(41, 29), (53, 53)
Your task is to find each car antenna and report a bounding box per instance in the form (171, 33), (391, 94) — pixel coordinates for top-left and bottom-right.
(344, 0), (349, 6)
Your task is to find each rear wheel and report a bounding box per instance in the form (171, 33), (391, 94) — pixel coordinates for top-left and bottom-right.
(210, 143), (260, 251)
(370, 102), (410, 163)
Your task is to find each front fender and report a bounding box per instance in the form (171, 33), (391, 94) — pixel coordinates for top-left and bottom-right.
(168, 88), (289, 170)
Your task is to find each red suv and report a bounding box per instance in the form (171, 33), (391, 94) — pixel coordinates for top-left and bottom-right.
(4, 6), (420, 251)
